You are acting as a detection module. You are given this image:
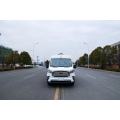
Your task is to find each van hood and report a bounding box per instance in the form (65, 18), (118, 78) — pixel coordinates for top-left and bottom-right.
(48, 66), (74, 72)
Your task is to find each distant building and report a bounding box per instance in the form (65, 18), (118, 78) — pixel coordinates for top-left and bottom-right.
(111, 41), (120, 68)
(111, 41), (120, 49)
(111, 41), (120, 54)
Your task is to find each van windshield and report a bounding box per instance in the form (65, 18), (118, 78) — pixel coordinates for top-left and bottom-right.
(50, 58), (72, 67)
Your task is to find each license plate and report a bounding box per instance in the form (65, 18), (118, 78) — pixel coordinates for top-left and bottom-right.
(57, 78), (65, 81)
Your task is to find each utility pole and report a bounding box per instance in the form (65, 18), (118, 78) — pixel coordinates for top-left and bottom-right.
(32, 42), (39, 66)
(83, 42), (90, 68)
(37, 56), (39, 65)
(77, 59), (79, 67)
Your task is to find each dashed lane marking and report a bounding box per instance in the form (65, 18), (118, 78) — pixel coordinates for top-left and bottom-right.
(54, 87), (60, 100)
(86, 74), (96, 79)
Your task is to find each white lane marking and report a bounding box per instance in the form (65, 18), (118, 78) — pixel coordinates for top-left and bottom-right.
(86, 74), (96, 79)
(54, 87), (60, 100)
(23, 74), (35, 80)
(109, 74), (120, 79)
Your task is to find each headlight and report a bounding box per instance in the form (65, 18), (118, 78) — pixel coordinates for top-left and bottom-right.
(70, 70), (75, 73)
(48, 70), (52, 73)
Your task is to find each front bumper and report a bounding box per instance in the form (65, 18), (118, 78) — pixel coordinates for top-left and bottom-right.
(47, 76), (75, 84)
(47, 72), (75, 83)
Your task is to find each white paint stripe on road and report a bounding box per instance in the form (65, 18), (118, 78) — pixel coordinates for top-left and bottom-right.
(109, 74), (120, 79)
(86, 74), (96, 79)
(23, 74), (35, 80)
(54, 87), (60, 100)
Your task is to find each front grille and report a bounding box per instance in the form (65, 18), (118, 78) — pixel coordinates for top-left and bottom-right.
(52, 71), (69, 77)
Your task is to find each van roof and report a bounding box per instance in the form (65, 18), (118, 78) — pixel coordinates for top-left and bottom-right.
(50, 54), (72, 59)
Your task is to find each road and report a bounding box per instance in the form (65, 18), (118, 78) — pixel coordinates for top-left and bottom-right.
(0, 67), (120, 100)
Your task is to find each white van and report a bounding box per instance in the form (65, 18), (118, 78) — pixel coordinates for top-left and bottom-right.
(47, 53), (76, 85)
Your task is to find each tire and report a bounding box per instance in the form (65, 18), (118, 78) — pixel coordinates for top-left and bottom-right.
(47, 81), (51, 86)
(69, 82), (75, 86)
(72, 82), (75, 85)
(47, 76), (51, 86)
(72, 76), (75, 86)
(72, 76), (75, 81)
(47, 80), (53, 86)
(47, 76), (49, 80)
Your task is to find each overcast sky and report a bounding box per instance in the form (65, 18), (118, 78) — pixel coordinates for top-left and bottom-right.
(0, 20), (120, 61)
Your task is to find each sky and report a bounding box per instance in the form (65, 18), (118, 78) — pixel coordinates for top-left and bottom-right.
(0, 20), (120, 62)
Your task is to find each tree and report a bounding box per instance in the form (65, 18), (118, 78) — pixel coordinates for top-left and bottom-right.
(77, 44), (120, 70)
(75, 59), (80, 67)
(0, 45), (13, 68)
(5, 51), (20, 68)
(111, 46), (117, 64)
(89, 47), (103, 66)
(20, 51), (32, 66)
(79, 53), (88, 66)
(103, 45), (113, 66)
(111, 45), (120, 68)
(0, 46), (13, 60)
(118, 45), (120, 68)
(89, 46), (113, 69)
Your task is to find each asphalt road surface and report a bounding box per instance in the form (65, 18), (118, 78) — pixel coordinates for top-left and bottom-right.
(0, 66), (120, 100)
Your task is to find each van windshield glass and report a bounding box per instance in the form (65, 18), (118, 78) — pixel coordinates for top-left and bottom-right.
(50, 58), (72, 67)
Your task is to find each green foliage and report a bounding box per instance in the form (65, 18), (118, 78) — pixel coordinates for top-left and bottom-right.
(90, 47), (103, 65)
(76, 44), (120, 70)
(5, 51), (20, 65)
(0, 46), (13, 57)
(0, 46), (13, 63)
(20, 51), (32, 65)
(111, 46), (118, 64)
(0, 45), (32, 70)
(103, 45), (112, 65)
(79, 53), (88, 66)
(75, 59), (80, 67)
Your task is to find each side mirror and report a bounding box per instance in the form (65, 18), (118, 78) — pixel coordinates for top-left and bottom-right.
(73, 64), (76, 68)
(45, 63), (49, 68)
(45, 60), (49, 68)
(46, 65), (49, 68)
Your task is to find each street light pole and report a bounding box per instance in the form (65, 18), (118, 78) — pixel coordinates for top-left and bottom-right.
(88, 54), (89, 68)
(37, 56), (39, 64)
(32, 42), (39, 66)
(84, 42), (90, 68)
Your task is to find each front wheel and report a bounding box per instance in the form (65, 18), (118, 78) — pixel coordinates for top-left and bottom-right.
(69, 82), (75, 86)
(47, 81), (52, 86)
(72, 76), (75, 81)
(47, 76), (51, 86)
